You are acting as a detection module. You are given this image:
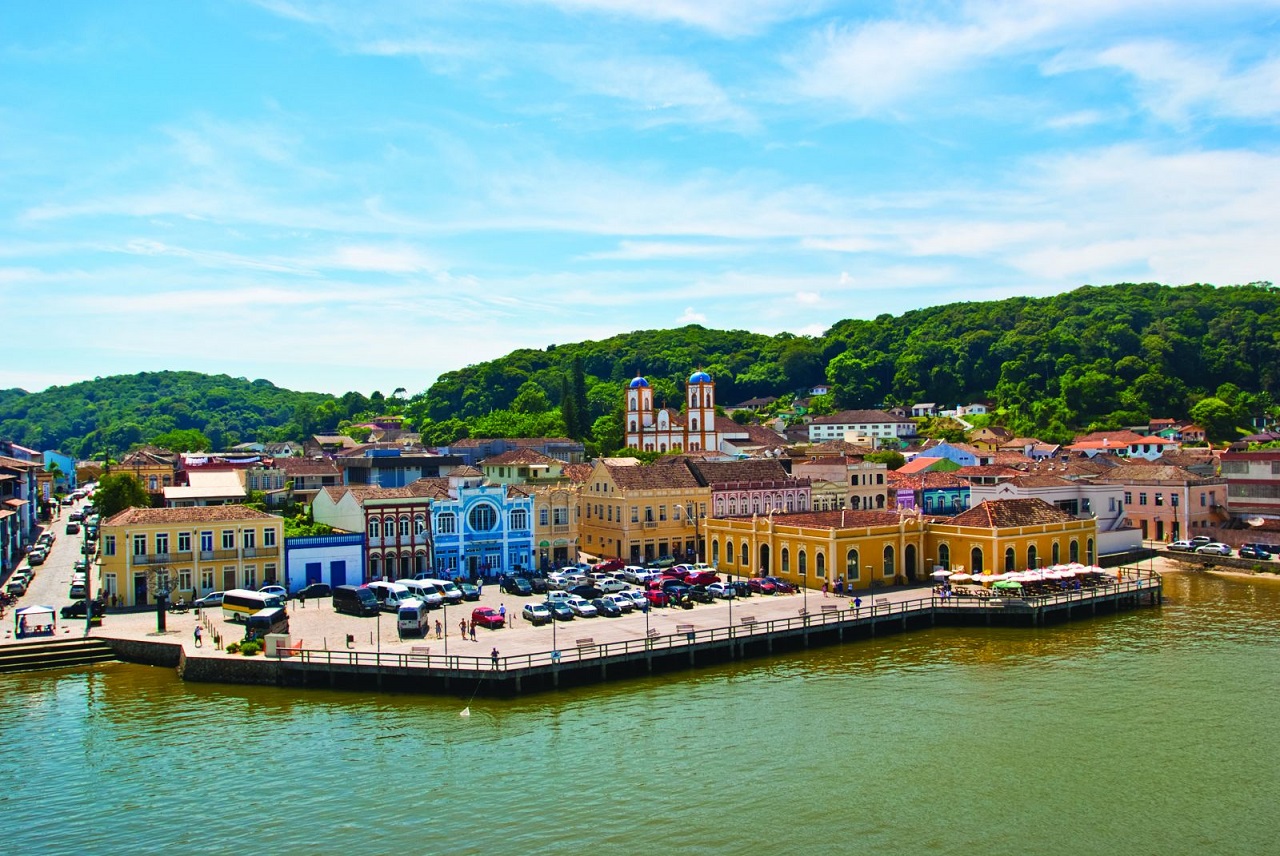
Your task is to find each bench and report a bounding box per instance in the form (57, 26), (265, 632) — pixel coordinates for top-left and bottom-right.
(646, 628), (660, 638)
(739, 615), (757, 626)
(676, 624), (695, 635)
(576, 637), (596, 649)
(820, 604), (839, 614)
(409, 646), (431, 657)
(874, 597), (890, 610)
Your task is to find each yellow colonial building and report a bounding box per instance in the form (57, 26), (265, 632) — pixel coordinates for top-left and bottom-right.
(705, 499), (1096, 590)
(579, 458), (710, 565)
(98, 505), (284, 606)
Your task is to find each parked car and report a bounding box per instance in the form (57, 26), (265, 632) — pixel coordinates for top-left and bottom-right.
(568, 584), (604, 600)
(597, 577), (628, 594)
(591, 597), (623, 617)
(525, 575), (549, 594)
(593, 559), (625, 573)
(458, 582), (481, 601)
(648, 555), (678, 569)
(643, 588), (670, 607)
(1190, 536), (1213, 547)
(6, 579), (28, 596)
(193, 591), (226, 608)
(471, 606), (505, 629)
(259, 585), (288, 602)
(706, 582), (737, 599)
(1195, 542), (1232, 556)
(65, 522), (81, 535)
(728, 581), (752, 598)
(502, 576), (533, 596)
(1238, 545), (1273, 560)
(620, 590), (648, 610)
(69, 582), (87, 599)
(763, 576), (796, 593)
(1166, 540), (1197, 552)
(545, 600), (575, 621)
(60, 600), (101, 619)
(747, 578), (777, 595)
(565, 596), (598, 617)
(686, 572), (721, 586)
(27, 550), (46, 567)
(522, 602), (553, 625)
(600, 592), (635, 613)
(298, 582), (332, 599)
(621, 566), (647, 583)
(659, 579), (691, 597)
(687, 585), (715, 603)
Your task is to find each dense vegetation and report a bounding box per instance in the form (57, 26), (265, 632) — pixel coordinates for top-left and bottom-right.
(4, 283), (1278, 456)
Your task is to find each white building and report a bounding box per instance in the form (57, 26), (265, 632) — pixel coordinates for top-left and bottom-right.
(807, 409), (916, 444)
(624, 371), (720, 453)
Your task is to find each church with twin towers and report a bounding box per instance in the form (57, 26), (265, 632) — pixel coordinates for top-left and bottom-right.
(624, 370), (720, 453)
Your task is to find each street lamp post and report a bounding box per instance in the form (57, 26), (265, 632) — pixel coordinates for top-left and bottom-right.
(153, 569), (173, 633)
(1171, 493), (1180, 542)
(801, 570), (808, 615)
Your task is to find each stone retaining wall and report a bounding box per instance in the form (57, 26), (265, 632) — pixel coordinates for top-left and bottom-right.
(179, 652), (281, 686)
(104, 637), (183, 667)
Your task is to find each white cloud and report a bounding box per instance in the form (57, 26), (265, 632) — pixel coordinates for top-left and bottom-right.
(795, 290), (821, 305)
(677, 306), (708, 323)
(325, 245), (438, 274)
(521, 0), (817, 37)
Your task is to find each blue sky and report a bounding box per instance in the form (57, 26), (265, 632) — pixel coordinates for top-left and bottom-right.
(4, 1), (1279, 396)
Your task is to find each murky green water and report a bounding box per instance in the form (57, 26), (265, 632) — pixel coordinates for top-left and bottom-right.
(3, 572), (1277, 855)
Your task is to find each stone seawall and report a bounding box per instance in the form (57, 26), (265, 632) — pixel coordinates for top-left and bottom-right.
(179, 651), (282, 686)
(104, 637), (183, 668)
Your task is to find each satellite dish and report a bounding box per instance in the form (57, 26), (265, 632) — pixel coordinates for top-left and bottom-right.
(1248, 517), (1266, 527)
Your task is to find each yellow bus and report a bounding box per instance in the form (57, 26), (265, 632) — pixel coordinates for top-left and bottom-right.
(221, 589), (283, 623)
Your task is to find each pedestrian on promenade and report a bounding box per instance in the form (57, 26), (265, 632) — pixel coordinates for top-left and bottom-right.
(194, 625), (203, 648)
(469, 621), (477, 641)
(499, 603), (506, 625)
(853, 596), (862, 614)
(477, 578), (484, 596)
(822, 581), (829, 597)
(459, 617), (467, 638)
(110, 593), (117, 610)
(491, 647), (499, 669)
(435, 619), (443, 639)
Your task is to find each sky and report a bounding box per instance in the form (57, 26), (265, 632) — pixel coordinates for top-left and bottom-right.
(4, 1), (1280, 397)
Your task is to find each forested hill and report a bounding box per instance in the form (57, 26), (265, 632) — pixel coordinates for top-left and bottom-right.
(5, 283), (1279, 457)
(0, 371), (350, 458)
(412, 282), (1280, 443)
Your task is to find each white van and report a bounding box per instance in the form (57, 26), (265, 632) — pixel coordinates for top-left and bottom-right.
(366, 581), (411, 612)
(420, 578), (463, 604)
(397, 599), (430, 636)
(395, 579), (443, 608)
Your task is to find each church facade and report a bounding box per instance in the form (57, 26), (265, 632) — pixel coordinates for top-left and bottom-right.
(624, 371), (720, 453)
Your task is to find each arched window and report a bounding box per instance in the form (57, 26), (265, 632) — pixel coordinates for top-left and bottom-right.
(399, 516), (411, 537)
(712, 540), (720, 565)
(691, 418), (698, 431)
(1027, 545), (1038, 569)
(1052, 542), (1061, 564)
(846, 549), (859, 578)
(883, 545), (895, 576)
(816, 552), (826, 578)
(740, 542), (749, 566)
(798, 550), (808, 576)
(876, 495), (886, 509)
(414, 514), (426, 535)
(629, 419), (636, 431)
(400, 553), (412, 575)
(971, 547), (984, 573)
(468, 504), (498, 532)
(368, 554), (380, 579)
(629, 393), (637, 409)
(1004, 547), (1015, 572)
(938, 544), (950, 570)
(781, 548), (790, 574)
(1069, 540), (1080, 563)
(1087, 538), (1095, 564)
(416, 551), (429, 574)
(510, 509), (528, 530)
(367, 517), (381, 538)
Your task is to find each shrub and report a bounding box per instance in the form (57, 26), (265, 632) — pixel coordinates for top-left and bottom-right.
(240, 640), (261, 656)
(225, 641), (241, 654)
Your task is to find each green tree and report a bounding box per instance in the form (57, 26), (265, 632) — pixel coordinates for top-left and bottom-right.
(1189, 397), (1239, 442)
(150, 428), (212, 453)
(512, 381), (550, 414)
(864, 450), (906, 470)
(96, 472), (150, 517)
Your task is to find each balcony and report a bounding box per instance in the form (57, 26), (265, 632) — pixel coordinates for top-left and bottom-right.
(243, 546), (279, 558)
(552, 524), (571, 534)
(131, 552), (172, 566)
(199, 549), (239, 561)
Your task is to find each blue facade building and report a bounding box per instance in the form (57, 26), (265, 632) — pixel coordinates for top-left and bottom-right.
(284, 533), (366, 594)
(43, 450), (77, 494)
(431, 483), (534, 580)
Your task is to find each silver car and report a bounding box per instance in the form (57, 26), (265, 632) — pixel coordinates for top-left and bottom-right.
(565, 596), (598, 617)
(1195, 542), (1232, 556)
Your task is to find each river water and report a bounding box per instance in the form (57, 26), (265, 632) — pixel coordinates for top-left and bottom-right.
(4, 571), (1277, 855)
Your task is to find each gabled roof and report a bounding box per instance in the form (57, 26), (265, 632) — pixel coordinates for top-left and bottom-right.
(561, 463), (594, 483)
(277, 457), (341, 477)
(105, 505), (280, 526)
(953, 465), (1025, 478)
(888, 471), (966, 490)
(1002, 475), (1078, 488)
(896, 456), (945, 474)
(686, 459), (792, 487)
(768, 509), (905, 529)
(599, 459), (702, 491)
(947, 498), (1077, 528)
(481, 449), (559, 467)
(1095, 464), (1214, 483)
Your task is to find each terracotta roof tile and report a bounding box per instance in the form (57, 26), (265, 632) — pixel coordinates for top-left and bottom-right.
(104, 505), (281, 526)
(946, 498), (1077, 527)
(810, 409), (913, 425)
(481, 449), (558, 466)
(767, 509), (905, 528)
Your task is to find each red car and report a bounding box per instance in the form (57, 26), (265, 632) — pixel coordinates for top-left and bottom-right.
(471, 606), (505, 629)
(685, 572), (721, 586)
(593, 558), (625, 573)
(662, 568), (692, 582)
(747, 578), (777, 595)
(643, 588), (670, 607)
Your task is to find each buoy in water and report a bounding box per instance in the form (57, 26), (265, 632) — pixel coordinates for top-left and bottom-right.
(459, 707), (470, 717)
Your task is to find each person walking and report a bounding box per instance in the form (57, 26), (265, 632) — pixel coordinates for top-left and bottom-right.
(491, 647), (499, 669)
(469, 620), (477, 642)
(435, 619), (443, 639)
(853, 596), (862, 614)
(459, 617), (467, 638)
(822, 581), (829, 597)
(193, 625), (203, 648)
(498, 603), (506, 626)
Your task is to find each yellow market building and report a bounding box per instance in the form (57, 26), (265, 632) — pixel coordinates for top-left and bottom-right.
(704, 499), (1096, 590)
(98, 505), (284, 606)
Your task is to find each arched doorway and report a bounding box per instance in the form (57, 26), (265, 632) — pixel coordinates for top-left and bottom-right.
(939, 544), (950, 570)
(758, 544), (770, 576)
(970, 547), (984, 573)
(1027, 545), (1038, 569)
(904, 544), (917, 582)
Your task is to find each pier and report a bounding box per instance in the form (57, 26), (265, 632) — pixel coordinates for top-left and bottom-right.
(244, 566), (1162, 696)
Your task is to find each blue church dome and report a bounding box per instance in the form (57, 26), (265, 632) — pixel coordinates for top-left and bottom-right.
(629, 376), (650, 389)
(689, 370), (712, 384)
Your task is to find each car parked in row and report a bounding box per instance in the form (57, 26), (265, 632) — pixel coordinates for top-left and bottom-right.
(546, 600), (575, 621)
(599, 592), (635, 613)
(297, 582), (333, 599)
(1166, 540), (1197, 552)
(522, 602), (552, 625)
(502, 576), (533, 596)
(565, 596), (598, 618)
(706, 582), (737, 599)
(472, 606), (505, 629)
(591, 597), (623, 617)
(1238, 544), (1273, 560)
(1195, 542), (1233, 556)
